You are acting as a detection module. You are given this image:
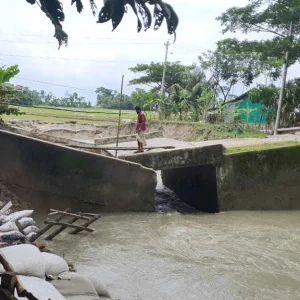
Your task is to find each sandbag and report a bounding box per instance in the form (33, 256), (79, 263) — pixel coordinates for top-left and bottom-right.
(88, 276), (111, 298)
(0, 210), (33, 224)
(0, 221), (19, 232)
(1, 209), (12, 216)
(22, 225), (39, 235)
(61, 296), (109, 300)
(51, 272), (100, 299)
(18, 217), (36, 229)
(41, 252), (69, 276)
(0, 244), (45, 278)
(0, 231), (24, 242)
(62, 296), (112, 300)
(15, 276), (66, 300)
(26, 232), (37, 240)
(0, 242), (9, 247)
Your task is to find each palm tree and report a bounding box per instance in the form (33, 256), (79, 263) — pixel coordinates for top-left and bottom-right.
(24, 0), (179, 47)
(0, 64), (22, 122)
(168, 84), (189, 120)
(168, 67), (207, 121)
(0, 65), (19, 102)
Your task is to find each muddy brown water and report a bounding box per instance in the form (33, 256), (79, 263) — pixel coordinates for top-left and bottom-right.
(40, 210), (300, 300)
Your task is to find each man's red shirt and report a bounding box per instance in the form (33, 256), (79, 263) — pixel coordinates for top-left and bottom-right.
(136, 111), (146, 131)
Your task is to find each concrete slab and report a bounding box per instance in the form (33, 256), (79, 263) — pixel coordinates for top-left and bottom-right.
(122, 144), (224, 170)
(106, 138), (195, 157)
(109, 134), (300, 157)
(72, 138), (94, 144)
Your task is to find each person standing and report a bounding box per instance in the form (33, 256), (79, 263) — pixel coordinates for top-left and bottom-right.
(135, 106), (147, 153)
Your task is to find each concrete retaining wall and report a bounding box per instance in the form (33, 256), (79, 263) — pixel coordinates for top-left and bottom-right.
(122, 142), (300, 212)
(217, 146), (300, 210)
(0, 129), (157, 212)
(160, 145), (300, 212)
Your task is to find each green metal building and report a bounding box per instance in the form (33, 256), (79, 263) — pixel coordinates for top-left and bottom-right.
(223, 92), (268, 125)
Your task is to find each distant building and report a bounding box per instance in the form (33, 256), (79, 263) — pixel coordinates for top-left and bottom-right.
(3, 83), (13, 87)
(2, 83), (26, 91)
(15, 85), (26, 91)
(223, 92), (268, 125)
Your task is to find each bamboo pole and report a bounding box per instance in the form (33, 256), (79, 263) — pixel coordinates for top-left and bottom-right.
(69, 145), (175, 151)
(0, 286), (18, 300)
(49, 209), (89, 220)
(1, 272), (17, 294)
(30, 208), (70, 242)
(80, 212), (100, 216)
(69, 215), (100, 235)
(0, 254), (38, 300)
(0, 201), (12, 215)
(45, 217), (79, 240)
(44, 221), (94, 232)
(115, 75), (124, 158)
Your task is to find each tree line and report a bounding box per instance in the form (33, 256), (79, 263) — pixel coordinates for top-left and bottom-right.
(127, 0), (300, 126)
(100, 0), (300, 125)
(1, 0), (300, 127)
(10, 88), (92, 108)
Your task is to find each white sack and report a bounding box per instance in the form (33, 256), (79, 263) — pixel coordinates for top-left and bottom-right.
(0, 210), (33, 224)
(0, 244), (45, 278)
(0, 231), (24, 242)
(22, 226), (39, 235)
(0, 221), (19, 232)
(15, 276), (66, 300)
(41, 252), (69, 276)
(18, 217), (36, 229)
(26, 232), (37, 240)
(52, 272), (99, 298)
(88, 276), (111, 298)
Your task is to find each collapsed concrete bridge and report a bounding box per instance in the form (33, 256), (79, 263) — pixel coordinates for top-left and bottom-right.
(1, 128), (300, 214)
(121, 143), (300, 213)
(120, 145), (224, 213)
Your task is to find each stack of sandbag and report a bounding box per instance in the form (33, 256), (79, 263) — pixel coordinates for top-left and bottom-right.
(51, 272), (113, 300)
(0, 244), (114, 300)
(0, 244), (65, 299)
(42, 252), (114, 299)
(0, 209), (39, 245)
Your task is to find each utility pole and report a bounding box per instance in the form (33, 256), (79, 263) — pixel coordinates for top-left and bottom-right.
(115, 75), (124, 158)
(160, 40), (170, 98)
(274, 22), (293, 135)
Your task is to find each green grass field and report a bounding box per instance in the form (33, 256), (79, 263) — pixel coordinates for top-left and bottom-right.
(3, 106), (137, 124)
(227, 141), (300, 153)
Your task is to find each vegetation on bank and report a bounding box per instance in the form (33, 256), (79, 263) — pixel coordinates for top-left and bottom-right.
(183, 123), (266, 141)
(0, 64), (24, 123)
(2, 105), (266, 141)
(1, 106), (132, 125)
(227, 141), (300, 154)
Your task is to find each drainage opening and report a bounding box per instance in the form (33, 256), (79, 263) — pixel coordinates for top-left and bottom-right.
(160, 164), (219, 213)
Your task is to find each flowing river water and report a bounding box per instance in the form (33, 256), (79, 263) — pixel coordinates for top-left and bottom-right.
(45, 201), (300, 300)
(31, 171), (300, 300)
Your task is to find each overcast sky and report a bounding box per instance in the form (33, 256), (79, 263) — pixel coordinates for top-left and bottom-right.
(1, 0), (299, 104)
